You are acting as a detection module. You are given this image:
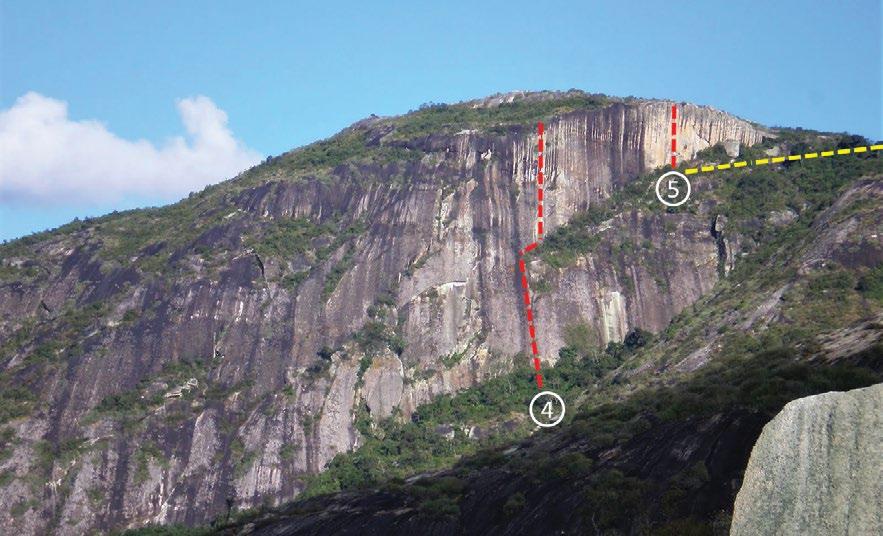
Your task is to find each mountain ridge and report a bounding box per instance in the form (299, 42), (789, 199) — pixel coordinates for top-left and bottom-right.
(0, 90), (880, 535)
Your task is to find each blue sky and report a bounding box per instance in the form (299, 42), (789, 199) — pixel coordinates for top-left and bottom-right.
(1, 0), (881, 241)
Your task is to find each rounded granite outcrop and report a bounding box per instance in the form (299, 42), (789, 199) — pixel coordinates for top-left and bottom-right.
(731, 383), (883, 535)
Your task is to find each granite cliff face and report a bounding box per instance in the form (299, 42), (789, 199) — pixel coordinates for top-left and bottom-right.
(731, 384), (883, 535)
(0, 93), (770, 534)
(208, 173), (883, 536)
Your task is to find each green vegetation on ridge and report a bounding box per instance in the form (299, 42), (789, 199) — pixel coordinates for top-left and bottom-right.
(389, 92), (610, 139)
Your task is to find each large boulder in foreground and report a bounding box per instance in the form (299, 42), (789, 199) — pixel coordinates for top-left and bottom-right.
(731, 383), (882, 535)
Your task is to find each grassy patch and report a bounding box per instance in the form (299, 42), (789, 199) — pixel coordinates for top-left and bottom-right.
(538, 206), (611, 268)
(0, 386), (37, 424)
(279, 442), (300, 461)
(0, 469), (15, 487)
(249, 218), (332, 260)
(118, 524), (214, 536)
(322, 253), (354, 299)
(857, 264), (883, 304)
(354, 321), (406, 357)
(440, 349), (468, 368)
(133, 441), (168, 484)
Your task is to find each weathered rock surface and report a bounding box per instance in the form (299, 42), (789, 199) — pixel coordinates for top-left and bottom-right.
(0, 93), (769, 534)
(731, 384), (883, 536)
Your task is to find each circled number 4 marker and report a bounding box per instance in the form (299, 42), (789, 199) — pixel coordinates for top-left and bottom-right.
(541, 401), (555, 420)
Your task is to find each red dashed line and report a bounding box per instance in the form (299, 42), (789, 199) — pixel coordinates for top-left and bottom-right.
(517, 122), (546, 390)
(537, 121), (544, 240)
(670, 104), (678, 168)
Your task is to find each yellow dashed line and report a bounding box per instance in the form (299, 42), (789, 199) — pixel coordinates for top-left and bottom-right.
(679, 144), (874, 175)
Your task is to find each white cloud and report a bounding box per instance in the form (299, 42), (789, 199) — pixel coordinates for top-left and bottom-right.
(0, 92), (263, 204)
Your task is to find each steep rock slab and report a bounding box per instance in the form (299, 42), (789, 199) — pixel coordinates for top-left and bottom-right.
(0, 95), (768, 534)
